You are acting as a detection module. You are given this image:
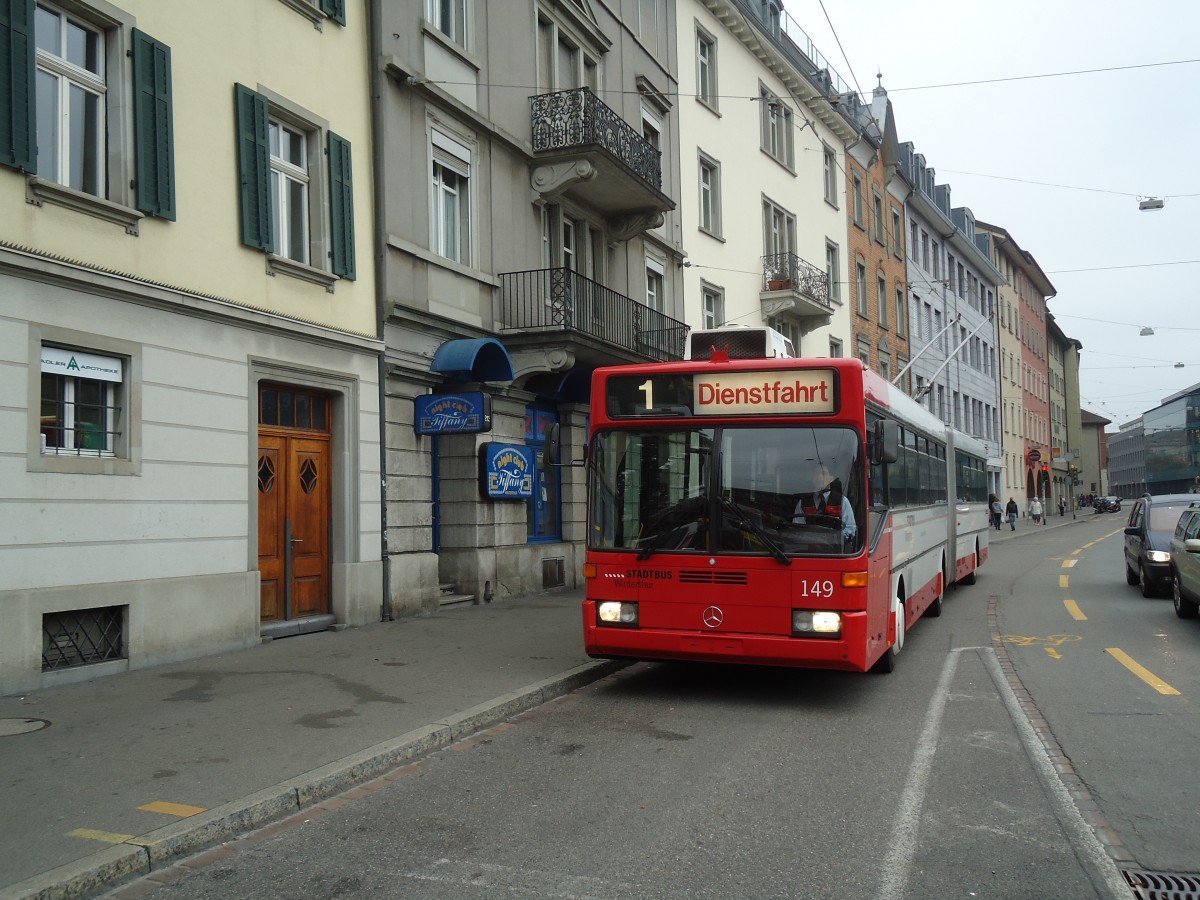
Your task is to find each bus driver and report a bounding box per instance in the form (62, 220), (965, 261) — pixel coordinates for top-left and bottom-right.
(793, 464), (857, 542)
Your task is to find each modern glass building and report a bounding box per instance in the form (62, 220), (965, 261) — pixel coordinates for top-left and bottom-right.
(1143, 384), (1200, 495)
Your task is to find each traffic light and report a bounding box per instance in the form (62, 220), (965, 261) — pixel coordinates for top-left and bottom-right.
(1041, 464), (1049, 476)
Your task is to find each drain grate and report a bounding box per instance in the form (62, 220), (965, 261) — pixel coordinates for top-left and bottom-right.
(1123, 868), (1200, 900)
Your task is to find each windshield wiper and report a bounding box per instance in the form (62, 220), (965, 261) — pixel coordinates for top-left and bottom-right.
(720, 497), (791, 566)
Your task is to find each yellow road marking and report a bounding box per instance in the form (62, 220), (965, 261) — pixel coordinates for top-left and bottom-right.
(1105, 648), (1181, 695)
(1062, 559), (1078, 568)
(1045, 648), (1062, 659)
(1000, 634), (1081, 647)
(1064, 599), (1087, 621)
(1059, 575), (1069, 588)
(139, 801), (205, 817)
(68, 828), (134, 844)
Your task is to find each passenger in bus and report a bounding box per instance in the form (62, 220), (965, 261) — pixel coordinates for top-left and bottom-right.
(793, 464), (856, 542)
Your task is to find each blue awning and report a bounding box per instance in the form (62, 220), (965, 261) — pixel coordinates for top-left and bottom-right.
(430, 338), (514, 382)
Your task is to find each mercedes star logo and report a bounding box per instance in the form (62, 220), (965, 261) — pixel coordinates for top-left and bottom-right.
(702, 606), (724, 628)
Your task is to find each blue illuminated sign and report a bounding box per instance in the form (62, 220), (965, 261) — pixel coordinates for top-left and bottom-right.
(414, 393), (491, 434)
(480, 443), (535, 499)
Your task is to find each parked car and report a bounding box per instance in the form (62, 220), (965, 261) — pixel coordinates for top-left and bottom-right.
(1169, 502), (1200, 619)
(1124, 493), (1197, 597)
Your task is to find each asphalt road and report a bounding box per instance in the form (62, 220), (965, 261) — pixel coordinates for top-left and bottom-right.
(107, 521), (1185, 900)
(993, 517), (1200, 874)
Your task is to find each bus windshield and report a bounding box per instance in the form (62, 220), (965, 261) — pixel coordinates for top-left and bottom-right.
(589, 425), (864, 559)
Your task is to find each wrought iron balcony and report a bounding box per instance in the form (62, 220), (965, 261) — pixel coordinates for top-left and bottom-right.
(529, 89), (674, 223)
(761, 251), (834, 319)
(499, 268), (687, 362)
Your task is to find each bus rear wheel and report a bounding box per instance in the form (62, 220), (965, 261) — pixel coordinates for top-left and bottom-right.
(872, 597), (905, 673)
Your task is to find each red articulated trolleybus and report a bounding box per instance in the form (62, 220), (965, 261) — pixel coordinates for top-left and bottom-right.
(578, 328), (989, 673)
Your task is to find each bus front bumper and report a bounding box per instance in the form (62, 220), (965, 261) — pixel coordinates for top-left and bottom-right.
(583, 602), (874, 672)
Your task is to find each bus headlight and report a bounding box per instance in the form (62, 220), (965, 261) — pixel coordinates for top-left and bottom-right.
(598, 601), (639, 626)
(792, 610), (841, 638)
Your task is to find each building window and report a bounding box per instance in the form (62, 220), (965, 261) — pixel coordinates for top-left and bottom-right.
(877, 274), (888, 328)
(762, 197), (796, 257)
(34, 3), (105, 196)
(235, 85), (356, 281)
(855, 262), (868, 317)
(856, 337), (871, 368)
(825, 241), (840, 302)
(427, 0), (468, 46)
(873, 191), (884, 244)
(829, 337), (843, 358)
(39, 345), (123, 456)
(641, 106), (661, 152)
(702, 284), (724, 329)
(932, 240), (940, 278)
(891, 208), (903, 257)
(645, 257), (664, 311)
(696, 28), (716, 108)
(430, 128), (471, 265)
(879, 356), (891, 382)
(823, 147), (837, 206)
(4, 4), (176, 224)
(895, 284), (906, 337)
(639, 0), (659, 55)
(698, 153), (721, 236)
(759, 88), (793, 168)
(852, 173), (864, 227)
(921, 230), (930, 270)
(269, 119), (309, 264)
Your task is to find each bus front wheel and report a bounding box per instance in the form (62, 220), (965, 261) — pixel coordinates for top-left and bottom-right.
(872, 596), (905, 673)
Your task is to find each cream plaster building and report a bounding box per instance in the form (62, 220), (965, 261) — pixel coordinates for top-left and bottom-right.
(676, 0), (856, 357)
(0, 0), (381, 693)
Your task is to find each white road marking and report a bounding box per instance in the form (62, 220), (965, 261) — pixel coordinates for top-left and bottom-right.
(876, 649), (960, 900)
(399, 857), (640, 899)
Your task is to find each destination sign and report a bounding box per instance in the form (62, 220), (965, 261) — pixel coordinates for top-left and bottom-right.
(606, 369), (838, 418)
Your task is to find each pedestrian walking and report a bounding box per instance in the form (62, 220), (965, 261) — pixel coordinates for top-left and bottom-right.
(1006, 497), (1018, 530)
(989, 494), (1003, 531)
(1030, 497), (1043, 525)
(1058, 496), (1066, 517)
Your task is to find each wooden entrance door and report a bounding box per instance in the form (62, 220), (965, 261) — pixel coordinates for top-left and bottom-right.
(257, 432), (331, 621)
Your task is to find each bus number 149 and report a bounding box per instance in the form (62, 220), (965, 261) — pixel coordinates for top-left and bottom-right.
(799, 579), (835, 599)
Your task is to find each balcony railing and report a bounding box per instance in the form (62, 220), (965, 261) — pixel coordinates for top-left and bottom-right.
(761, 251), (832, 311)
(499, 268), (687, 361)
(530, 88), (663, 191)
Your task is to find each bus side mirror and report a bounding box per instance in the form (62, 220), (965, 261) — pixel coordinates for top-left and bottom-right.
(546, 423), (586, 467)
(873, 419), (898, 465)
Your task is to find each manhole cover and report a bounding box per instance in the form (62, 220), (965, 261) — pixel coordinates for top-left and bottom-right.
(0, 718), (51, 736)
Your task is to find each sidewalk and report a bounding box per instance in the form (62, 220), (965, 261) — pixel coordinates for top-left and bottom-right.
(0, 589), (619, 900)
(987, 504), (1101, 543)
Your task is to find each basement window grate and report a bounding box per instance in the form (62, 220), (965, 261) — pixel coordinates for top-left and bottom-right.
(542, 557), (565, 589)
(1123, 868), (1200, 900)
(42, 606), (126, 672)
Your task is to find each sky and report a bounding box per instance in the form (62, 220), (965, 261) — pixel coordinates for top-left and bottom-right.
(792, 0), (1200, 431)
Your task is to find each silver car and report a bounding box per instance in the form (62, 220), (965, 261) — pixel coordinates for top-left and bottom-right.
(1169, 503), (1200, 619)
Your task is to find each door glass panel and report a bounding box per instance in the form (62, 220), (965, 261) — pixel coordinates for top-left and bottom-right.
(258, 455), (276, 493)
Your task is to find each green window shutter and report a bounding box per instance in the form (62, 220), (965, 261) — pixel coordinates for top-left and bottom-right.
(319, 0), (346, 26)
(327, 131), (355, 280)
(234, 84), (272, 252)
(1, 0), (36, 172)
(131, 29), (175, 220)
